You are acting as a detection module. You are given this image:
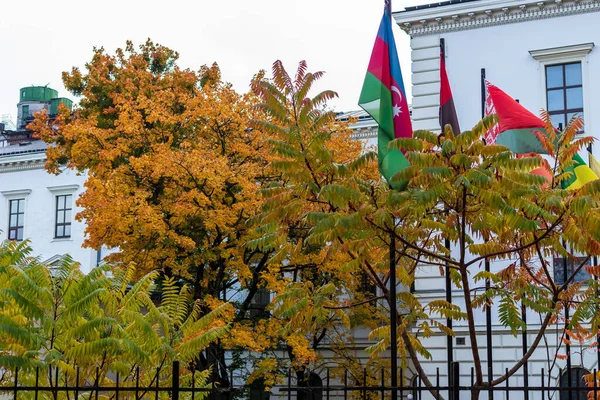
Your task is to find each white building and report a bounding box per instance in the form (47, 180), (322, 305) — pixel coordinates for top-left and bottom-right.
(381, 0), (600, 398)
(0, 121), (98, 274)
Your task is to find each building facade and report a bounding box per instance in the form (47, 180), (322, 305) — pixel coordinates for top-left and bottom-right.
(388, 0), (600, 398)
(0, 89), (98, 273)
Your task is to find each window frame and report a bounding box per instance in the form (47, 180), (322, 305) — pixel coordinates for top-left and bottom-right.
(1, 189), (31, 242)
(54, 194), (73, 239)
(545, 62), (584, 130)
(530, 43), (594, 134)
(8, 198), (25, 241)
(47, 185), (79, 241)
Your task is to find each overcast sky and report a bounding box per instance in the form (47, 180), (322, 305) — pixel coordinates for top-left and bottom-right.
(0, 0), (431, 123)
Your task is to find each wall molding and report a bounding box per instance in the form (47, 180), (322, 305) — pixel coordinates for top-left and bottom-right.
(395, 0), (600, 37)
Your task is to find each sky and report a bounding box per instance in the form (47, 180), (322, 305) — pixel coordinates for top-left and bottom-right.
(0, 0), (431, 123)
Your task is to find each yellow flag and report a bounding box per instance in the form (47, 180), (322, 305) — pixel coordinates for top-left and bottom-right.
(589, 152), (600, 178)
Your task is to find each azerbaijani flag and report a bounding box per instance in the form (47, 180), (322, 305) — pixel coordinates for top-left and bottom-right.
(359, 10), (412, 189)
(485, 81), (546, 154)
(562, 153), (598, 190)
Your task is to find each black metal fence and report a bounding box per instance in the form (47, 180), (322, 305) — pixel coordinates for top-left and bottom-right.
(1, 360), (598, 399)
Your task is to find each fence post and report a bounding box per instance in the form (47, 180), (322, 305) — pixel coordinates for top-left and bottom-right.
(452, 362), (460, 400)
(13, 366), (18, 400)
(172, 360), (180, 400)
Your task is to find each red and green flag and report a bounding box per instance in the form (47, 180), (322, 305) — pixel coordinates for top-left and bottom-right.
(439, 47), (460, 134)
(485, 81), (546, 154)
(359, 10), (412, 188)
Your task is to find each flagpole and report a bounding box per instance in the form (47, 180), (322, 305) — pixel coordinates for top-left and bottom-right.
(481, 67), (494, 400)
(383, 4), (399, 400)
(440, 37), (455, 399)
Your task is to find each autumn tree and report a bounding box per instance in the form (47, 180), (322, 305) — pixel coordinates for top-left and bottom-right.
(253, 79), (600, 399)
(30, 40), (277, 390)
(249, 61), (396, 393)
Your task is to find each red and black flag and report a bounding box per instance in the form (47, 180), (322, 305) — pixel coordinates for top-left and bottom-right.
(439, 39), (460, 134)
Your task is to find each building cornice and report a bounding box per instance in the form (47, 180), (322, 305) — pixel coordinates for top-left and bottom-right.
(394, 0), (600, 37)
(0, 159), (46, 173)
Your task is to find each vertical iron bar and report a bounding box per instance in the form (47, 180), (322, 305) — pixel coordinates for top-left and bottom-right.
(13, 366), (18, 400)
(327, 368), (330, 400)
(172, 361), (180, 400)
(594, 368), (598, 400)
(542, 368), (545, 400)
(522, 303), (529, 400)
(75, 367), (79, 400)
(505, 368), (509, 400)
(115, 372), (119, 400)
(418, 374), (422, 400)
(34, 367), (39, 400)
(344, 369), (348, 400)
(390, 233), (398, 400)
(400, 367), (404, 400)
(562, 243), (572, 400)
(381, 368), (384, 400)
(230, 367), (234, 400)
(191, 370), (195, 400)
(136, 366), (140, 400)
(54, 366), (59, 400)
(288, 369), (291, 400)
(95, 366), (100, 400)
(436, 367), (440, 400)
(452, 362), (459, 400)
(155, 367), (160, 400)
(363, 367), (367, 400)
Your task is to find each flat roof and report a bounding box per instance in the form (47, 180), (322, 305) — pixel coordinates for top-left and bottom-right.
(0, 140), (47, 158)
(402, 0), (480, 12)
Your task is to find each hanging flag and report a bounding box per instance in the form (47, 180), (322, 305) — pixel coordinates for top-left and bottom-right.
(589, 151), (600, 178)
(485, 81), (546, 154)
(562, 153), (598, 190)
(439, 44), (460, 134)
(359, 10), (412, 189)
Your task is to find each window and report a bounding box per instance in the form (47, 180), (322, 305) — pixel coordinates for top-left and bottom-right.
(546, 62), (583, 130)
(248, 287), (271, 319)
(8, 199), (24, 241)
(55, 194), (72, 238)
(553, 256), (591, 284)
(559, 367), (590, 400)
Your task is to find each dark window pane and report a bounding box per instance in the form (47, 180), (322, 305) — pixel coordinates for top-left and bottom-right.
(551, 114), (566, 129)
(8, 230), (15, 240)
(565, 63), (582, 86)
(547, 89), (564, 111)
(566, 87), (583, 109)
(546, 65), (564, 88)
(17, 228), (23, 241)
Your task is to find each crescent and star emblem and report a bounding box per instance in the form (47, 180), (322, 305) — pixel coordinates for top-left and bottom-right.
(391, 86), (403, 117)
